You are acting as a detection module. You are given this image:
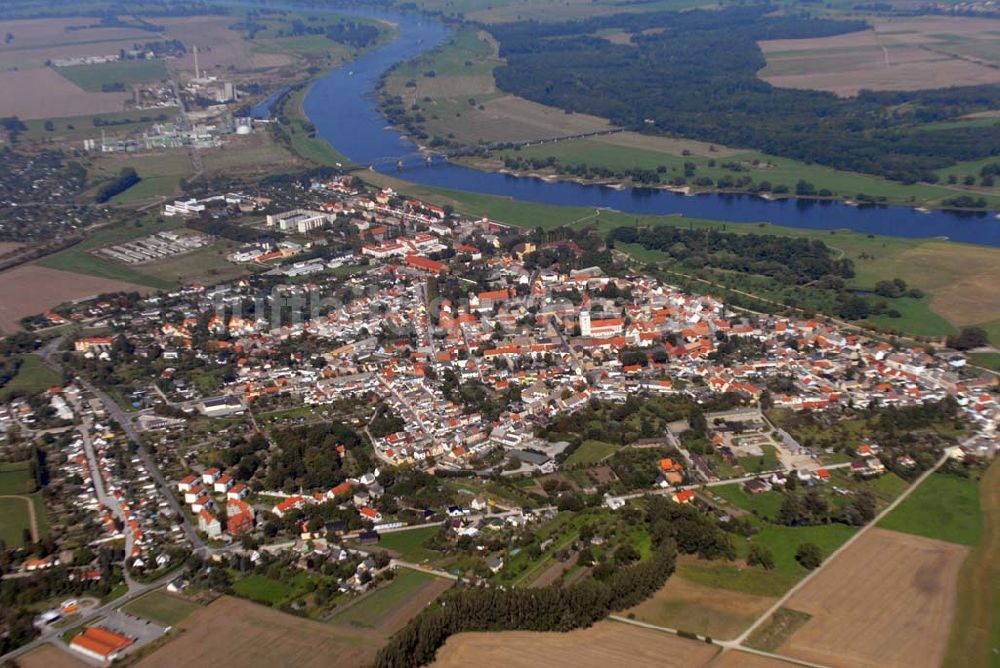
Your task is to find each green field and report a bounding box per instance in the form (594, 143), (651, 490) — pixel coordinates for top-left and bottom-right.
(863, 295), (957, 337)
(878, 472), (983, 546)
(743, 523), (857, 580)
(968, 352), (1000, 371)
(56, 59), (168, 91)
(330, 569), (439, 628)
(711, 484), (784, 522)
(488, 137), (1000, 208)
(121, 590), (201, 627)
(280, 87), (354, 167)
(564, 440), (618, 467)
(0, 497), (33, 547)
(0, 461), (46, 548)
(375, 527), (440, 563)
(0, 461), (35, 496)
(0, 354), (62, 401)
(232, 574), (300, 606)
(944, 462), (1000, 668)
(676, 557), (791, 598)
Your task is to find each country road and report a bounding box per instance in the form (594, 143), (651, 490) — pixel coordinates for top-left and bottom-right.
(730, 449), (952, 648)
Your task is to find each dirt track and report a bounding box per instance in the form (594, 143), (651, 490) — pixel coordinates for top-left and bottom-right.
(777, 528), (967, 668)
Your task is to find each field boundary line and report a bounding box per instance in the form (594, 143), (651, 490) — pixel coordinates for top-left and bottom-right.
(732, 451), (950, 649)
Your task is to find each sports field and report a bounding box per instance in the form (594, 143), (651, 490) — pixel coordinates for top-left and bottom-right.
(121, 590), (201, 627)
(777, 528), (967, 668)
(136, 596), (383, 668)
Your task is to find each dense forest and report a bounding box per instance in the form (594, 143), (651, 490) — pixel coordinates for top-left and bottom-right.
(609, 225), (854, 285)
(489, 7), (1000, 183)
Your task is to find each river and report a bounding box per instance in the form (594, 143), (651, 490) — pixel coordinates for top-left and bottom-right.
(300, 7), (1000, 247)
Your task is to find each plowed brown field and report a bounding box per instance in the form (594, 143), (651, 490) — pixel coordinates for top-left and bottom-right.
(777, 527), (967, 668)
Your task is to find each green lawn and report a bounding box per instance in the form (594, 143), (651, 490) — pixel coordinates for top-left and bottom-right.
(878, 472), (983, 546)
(121, 591), (200, 627)
(0, 461), (33, 495)
(676, 558), (793, 598)
(330, 569), (438, 628)
(565, 440), (619, 466)
(744, 523), (857, 578)
(56, 59), (168, 91)
(0, 497), (33, 547)
(711, 484), (784, 522)
(376, 527), (440, 563)
(0, 355), (62, 401)
(232, 574), (298, 606)
(968, 352), (1000, 371)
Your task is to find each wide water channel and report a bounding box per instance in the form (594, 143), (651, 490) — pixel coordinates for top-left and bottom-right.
(299, 7), (1000, 247)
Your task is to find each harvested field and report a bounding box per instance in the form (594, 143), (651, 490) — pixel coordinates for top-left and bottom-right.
(432, 621), (720, 667)
(851, 240), (1000, 329)
(136, 596), (384, 668)
(16, 644), (89, 668)
(759, 17), (1000, 96)
(709, 650), (793, 668)
(0, 265), (144, 333)
(157, 16), (294, 74)
(0, 68), (127, 119)
(624, 572), (777, 640)
(0, 17), (154, 70)
(777, 527), (967, 668)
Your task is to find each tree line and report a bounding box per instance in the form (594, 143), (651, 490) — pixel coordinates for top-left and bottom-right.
(375, 518), (678, 667)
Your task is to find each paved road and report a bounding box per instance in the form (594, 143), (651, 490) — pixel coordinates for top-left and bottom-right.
(77, 414), (135, 578)
(39, 338), (208, 555)
(0, 569), (182, 664)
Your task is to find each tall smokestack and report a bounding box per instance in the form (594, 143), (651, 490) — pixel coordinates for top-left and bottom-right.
(193, 44), (200, 80)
